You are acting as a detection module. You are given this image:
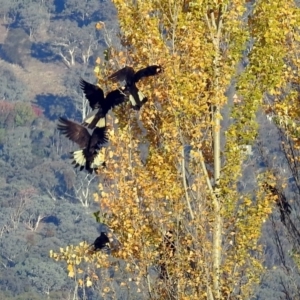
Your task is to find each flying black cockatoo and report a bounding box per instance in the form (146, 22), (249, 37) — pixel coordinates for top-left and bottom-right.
(88, 232), (110, 254)
(108, 65), (162, 110)
(80, 78), (128, 129)
(57, 117), (108, 173)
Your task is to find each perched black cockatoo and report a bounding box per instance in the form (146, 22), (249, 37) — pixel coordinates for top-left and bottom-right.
(108, 65), (162, 110)
(88, 232), (110, 254)
(80, 78), (128, 129)
(262, 182), (292, 225)
(57, 117), (108, 173)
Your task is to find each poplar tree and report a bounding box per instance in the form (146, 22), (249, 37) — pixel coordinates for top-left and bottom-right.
(51, 1), (300, 299)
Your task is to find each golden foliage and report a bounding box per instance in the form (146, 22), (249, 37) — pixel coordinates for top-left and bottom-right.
(95, 21), (104, 30)
(50, 0), (300, 298)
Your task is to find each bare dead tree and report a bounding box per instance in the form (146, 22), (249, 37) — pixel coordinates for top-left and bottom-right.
(64, 172), (98, 207)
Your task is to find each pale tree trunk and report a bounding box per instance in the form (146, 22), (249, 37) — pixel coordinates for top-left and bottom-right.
(25, 214), (45, 231)
(57, 47), (77, 67)
(82, 44), (93, 66)
(59, 50), (71, 67)
(46, 187), (57, 201)
(69, 48), (76, 66)
(79, 93), (90, 121)
(29, 27), (34, 40)
(212, 103), (221, 300)
(205, 6), (225, 299)
(64, 173), (96, 207)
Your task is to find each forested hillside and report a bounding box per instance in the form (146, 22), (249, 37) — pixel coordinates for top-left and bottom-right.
(1, 0), (300, 299)
(0, 0), (118, 299)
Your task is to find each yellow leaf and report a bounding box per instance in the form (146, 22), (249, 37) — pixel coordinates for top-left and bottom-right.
(95, 57), (101, 64)
(94, 66), (100, 74)
(86, 277), (93, 287)
(67, 264), (74, 278)
(67, 264), (73, 272)
(78, 279), (83, 287)
(95, 22), (104, 30)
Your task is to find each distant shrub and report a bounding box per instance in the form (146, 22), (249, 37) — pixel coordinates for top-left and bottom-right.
(14, 102), (36, 126)
(0, 67), (29, 102)
(31, 104), (43, 117)
(0, 128), (5, 146)
(2, 28), (32, 67)
(0, 101), (43, 127)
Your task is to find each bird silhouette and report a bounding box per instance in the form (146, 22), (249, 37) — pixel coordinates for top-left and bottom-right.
(88, 232), (110, 254)
(57, 117), (108, 173)
(80, 78), (128, 129)
(262, 182), (292, 225)
(108, 65), (162, 110)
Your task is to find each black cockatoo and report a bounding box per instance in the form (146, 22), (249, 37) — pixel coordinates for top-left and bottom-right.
(88, 232), (110, 254)
(57, 117), (108, 173)
(108, 65), (162, 110)
(80, 78), (128, 129)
